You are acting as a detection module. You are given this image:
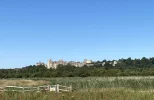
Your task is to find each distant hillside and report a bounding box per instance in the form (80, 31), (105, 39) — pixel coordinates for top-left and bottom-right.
(1, 57), (154, 78)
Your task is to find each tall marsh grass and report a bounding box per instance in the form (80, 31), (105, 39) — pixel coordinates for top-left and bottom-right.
(1, 77), (154, 100)
(48, 77), (154, 90)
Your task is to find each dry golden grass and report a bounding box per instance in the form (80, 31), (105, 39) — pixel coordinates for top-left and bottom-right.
(0, 79), (49, 87)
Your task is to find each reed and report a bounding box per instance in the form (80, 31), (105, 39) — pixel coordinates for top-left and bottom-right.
(1, 77), (154, 100)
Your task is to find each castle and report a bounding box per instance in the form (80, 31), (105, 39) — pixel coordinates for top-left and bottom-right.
(46, 59), (92, 69)
(36, 59), (118, 69)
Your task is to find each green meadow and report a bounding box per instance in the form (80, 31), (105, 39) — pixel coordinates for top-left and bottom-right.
(1, 77), (154, 100)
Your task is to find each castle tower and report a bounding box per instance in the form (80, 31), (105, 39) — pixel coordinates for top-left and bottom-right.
(47, 59), (53, 69)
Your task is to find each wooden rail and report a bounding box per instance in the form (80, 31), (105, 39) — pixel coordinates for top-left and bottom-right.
(0, 84), (72, 93)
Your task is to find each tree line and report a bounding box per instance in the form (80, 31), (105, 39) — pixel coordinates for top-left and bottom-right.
(1, 57), (154, 78)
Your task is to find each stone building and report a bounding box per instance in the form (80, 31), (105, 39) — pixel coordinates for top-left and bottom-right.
(36, 61), (45, 66)
(46, 59), (92, 69)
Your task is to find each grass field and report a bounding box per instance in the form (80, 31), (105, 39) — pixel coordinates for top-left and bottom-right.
(0, 79), (49, 87)
(1, 77), (154, 100)
(48, 77), (154, 90)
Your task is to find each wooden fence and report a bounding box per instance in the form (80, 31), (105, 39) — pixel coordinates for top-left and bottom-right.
(0, 84), (72, 93)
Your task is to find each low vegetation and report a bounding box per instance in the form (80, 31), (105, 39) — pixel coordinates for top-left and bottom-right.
(1, 77), (154, 100)
(1, 89), (154, 100)
(47, 77), (154, 91)
(0, 79), (49, 87)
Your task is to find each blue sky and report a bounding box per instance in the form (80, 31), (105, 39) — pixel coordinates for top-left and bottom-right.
(0, 0), (154, 68)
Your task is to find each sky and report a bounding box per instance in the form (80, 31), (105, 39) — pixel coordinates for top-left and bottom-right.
(0, 0), (154, 68)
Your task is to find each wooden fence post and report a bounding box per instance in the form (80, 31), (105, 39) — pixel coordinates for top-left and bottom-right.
(70, 85), (72, 92)
(56, 84), (59, 93)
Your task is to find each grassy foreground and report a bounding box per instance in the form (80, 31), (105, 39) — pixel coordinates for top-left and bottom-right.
(0, 88), (154, 100)
(48, 77), (154, 90)
(1, 77), (154, 100)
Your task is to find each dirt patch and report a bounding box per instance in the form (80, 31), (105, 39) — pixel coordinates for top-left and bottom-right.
(0, 79), (49, 87)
